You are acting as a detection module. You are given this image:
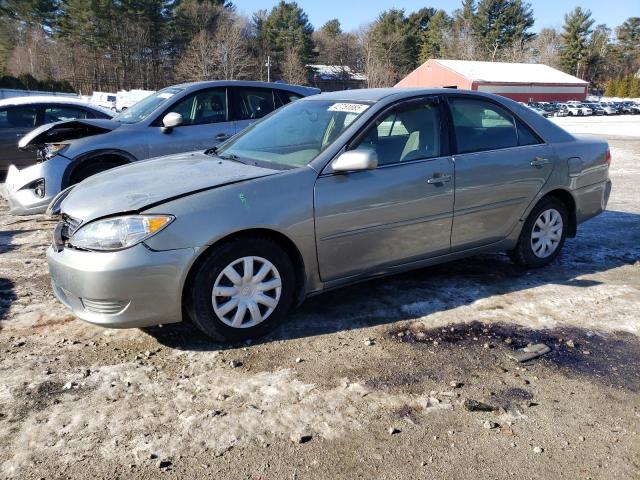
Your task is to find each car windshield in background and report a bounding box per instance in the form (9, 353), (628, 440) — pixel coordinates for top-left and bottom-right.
(113, 87), (184, 124)
(215, 100), (371, 168)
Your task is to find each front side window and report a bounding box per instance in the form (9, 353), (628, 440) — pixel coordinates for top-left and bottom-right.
(449, 98), (518, 154)
(232, 88), (275, 120)
(114, 87), (184, 124)
(352, 101), (442, 166)
(0, 106), (38, 129)
(216, 100), (370, 168)
(168, 88), (227, 126)
(44, 105), (89, 123)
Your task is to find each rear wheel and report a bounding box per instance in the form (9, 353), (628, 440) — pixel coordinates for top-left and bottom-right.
(186, 236), (296, 342)
(508, 197), (568, 268)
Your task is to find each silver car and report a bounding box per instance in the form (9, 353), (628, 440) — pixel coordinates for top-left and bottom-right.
(0, 95), (113, 181)
(47, 88), (612, 342)
(4, 81), (318, 215)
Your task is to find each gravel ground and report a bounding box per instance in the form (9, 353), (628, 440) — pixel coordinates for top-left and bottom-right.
(1, 119), (639, 479)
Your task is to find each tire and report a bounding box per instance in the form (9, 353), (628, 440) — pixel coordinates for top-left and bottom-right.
(69, 158), (124, 185)
(508, 197), (568, 268)
(186, 236), (296, 342)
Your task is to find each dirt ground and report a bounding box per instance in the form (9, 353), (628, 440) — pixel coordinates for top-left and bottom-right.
(1, 121), (639, 479)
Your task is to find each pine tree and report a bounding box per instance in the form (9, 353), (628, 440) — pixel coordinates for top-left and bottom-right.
(604, 78), (616, 97)
(615, 76), (629, 97)
(472, 0), (535, 61)
(262, 1), (314, 62)
(559, 7), (595, 77)
(419, 10), (451, 63)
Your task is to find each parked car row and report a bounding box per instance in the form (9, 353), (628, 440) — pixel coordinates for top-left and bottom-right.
(1, 82), (612, 343)
(523, 100), (640, 118)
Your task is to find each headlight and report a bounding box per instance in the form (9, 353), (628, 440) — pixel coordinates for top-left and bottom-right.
(44, 144), (68, 159)
(69, 215), (174, 251)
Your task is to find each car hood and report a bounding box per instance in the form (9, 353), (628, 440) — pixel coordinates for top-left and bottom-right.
(61, 151), (278, 222)
(18, 118), (122, 150)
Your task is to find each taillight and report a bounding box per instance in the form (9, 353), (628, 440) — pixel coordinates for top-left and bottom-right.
(605, 149), (611, 167)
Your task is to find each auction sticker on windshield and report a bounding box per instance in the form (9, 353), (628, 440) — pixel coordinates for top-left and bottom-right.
(328, 103), (369, 114)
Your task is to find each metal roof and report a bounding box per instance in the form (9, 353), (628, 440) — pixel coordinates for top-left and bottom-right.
(434, 59), (588, 85)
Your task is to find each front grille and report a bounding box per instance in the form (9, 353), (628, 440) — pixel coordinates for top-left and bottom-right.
(53, 214), (82, 251)
(61, 214), (82, 240)
(81, 298), (129, 315)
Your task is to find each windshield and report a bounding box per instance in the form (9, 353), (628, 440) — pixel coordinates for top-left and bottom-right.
(114, 87), (184, 124)
(216, 100), (371, 168)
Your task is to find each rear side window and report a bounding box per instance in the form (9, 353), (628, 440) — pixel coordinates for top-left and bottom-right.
(232, 87), (275, 120)
(44, 105), (90, 123)
(0, 105), (39, 129)
(516, 120), (542, 146)
(449, 98), (518, 154)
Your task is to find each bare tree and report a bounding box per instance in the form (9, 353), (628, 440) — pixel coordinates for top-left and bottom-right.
(281, 46), (308, 85)
(212, 19), (253, 80)
(358, 24), (400, 87)
(176, 16), (253, 82)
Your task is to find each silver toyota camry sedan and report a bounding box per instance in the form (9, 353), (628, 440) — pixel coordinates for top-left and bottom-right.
(47, 88), (612, 342)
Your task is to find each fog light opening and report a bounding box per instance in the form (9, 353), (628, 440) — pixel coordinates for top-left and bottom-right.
(33, 179), (45, 198)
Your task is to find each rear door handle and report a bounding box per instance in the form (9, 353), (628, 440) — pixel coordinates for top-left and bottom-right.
(427, 174), (452, 184)
(530, 157), (551, 167)
(215, 133), (230, 141)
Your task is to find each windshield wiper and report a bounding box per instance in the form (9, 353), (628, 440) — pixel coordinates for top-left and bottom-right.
(205, 146), (244, 164)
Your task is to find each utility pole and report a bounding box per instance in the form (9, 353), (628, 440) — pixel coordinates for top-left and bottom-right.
(265, 56), (272, 82)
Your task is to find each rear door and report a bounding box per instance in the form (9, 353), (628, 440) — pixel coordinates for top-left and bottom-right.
(314, 97), (455, 281)
(0, 105), (40, 172)
(147, 87), (234, 157)
(229, 87), (277, 135)
(446, 96), (554, 249)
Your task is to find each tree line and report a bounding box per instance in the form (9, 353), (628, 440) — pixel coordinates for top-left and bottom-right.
(0, 0), (638, 96)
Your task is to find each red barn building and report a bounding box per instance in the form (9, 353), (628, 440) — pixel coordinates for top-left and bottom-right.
(396, 59), (588, 102)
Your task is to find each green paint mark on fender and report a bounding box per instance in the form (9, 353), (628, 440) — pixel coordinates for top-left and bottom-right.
(238, 192), (250, 209)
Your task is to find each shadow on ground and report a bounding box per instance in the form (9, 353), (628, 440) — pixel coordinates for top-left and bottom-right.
(144, 209), (639, 353)
(0, 277), (17, 329)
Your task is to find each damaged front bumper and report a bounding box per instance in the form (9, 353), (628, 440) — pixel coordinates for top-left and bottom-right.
(3, 154), (70, 215)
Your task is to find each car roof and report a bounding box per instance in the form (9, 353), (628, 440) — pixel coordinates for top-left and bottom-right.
(301, 87), (531, 103)
(0, 95), (113, 115)
(169, 80), (320, 96)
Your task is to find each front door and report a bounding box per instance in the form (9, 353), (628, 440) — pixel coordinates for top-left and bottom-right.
(147, 87), (235, 157)
(446, 96), (554, 249)
(314, 98), (455, 281)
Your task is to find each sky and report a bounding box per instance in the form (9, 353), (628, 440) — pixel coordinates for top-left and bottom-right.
(235, 0), (639, 32)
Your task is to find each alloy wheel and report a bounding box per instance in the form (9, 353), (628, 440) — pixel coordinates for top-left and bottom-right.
(530, 208), (563, 258)
(212, 256), (282, 328)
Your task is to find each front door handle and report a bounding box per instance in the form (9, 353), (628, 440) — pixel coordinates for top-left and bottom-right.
(530, 157), (551, 167)
(427, 173), (452, 184)
(215, 133), (230, 141)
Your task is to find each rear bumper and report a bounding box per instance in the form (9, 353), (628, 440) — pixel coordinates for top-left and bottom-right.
(47, 243), (195, 328)
(575, 179), (612, 225)
(3, 155), (69, 215)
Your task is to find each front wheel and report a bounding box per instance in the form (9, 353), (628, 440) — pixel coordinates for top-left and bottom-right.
(508, 197), (568, 268)
(186, 236), (296, 342)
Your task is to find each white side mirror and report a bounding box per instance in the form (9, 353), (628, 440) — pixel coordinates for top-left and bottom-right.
(331, 149), (378, 173)
(161, 112), (183, 133)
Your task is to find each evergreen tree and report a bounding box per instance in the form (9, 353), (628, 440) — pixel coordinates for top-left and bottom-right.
(615, 76), (629, 97)
(419, 10), (451, 63)
(604, 78), (616, 97)
(262, 1), (314, 63)
(559, 7), (595, 77)
(616, 17), (640, 75)
(472, 0), (534, 60)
